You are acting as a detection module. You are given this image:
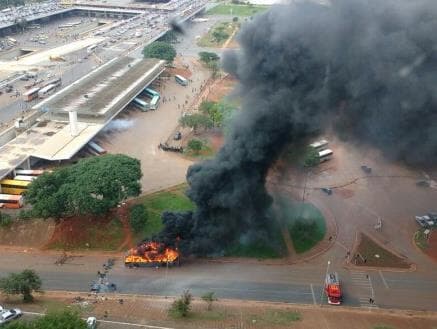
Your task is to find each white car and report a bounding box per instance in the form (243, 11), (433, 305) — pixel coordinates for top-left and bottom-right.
(86, 316), (97, 329)
(0, 308), (22, 325)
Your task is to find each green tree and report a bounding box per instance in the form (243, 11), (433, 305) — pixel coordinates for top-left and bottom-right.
(199, 101), (223, 127)
(169, 290), (192, 318)
(26, 154), (142, 218)
(33, 310), (87, 329)
(0, 269), (42, 302)
(212, 30), (229, 43)
(4, 310), (87, 329)
(159, 30), (178, 43)
(201, 292), (217, 310)
(129, 204), (148, 233)
(179, 113), (212, 133)
(2, 322), (30, 329)
(143, 41), (176, 62)
(198, 51), (220, 64)
(187, 139), (203, 154)
(303, 147), (320, 167)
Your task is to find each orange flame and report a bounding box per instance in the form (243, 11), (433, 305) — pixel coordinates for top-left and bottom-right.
(125, 241), (179, 264)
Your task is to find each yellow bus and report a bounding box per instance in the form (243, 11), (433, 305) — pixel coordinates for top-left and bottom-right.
(0, 179), (31, 195)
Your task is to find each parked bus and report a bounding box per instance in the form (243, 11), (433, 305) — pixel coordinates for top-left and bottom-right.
(14, 175), (37, 182)
(310, 139), (329, 150)
(46, 77), (61, 88)
(318, 149), (333, 162)
(132, 97), (149, 111)
(0, 194), (23, 209)
(0, 179), (31, 195)
(175, 74), (188, 86)
(149, 95), (160, 110)
(7, 37), (17, 45)
(87, 44), (97, 54)
(88, 141), (106, 155)
(23, 87), (40, 102)
(38, 84), (56, 98)
(144, 88), (159, 98)
(14, 169), (44, 176)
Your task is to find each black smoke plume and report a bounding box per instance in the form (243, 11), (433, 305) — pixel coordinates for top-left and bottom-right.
(157, 0), (437, 255)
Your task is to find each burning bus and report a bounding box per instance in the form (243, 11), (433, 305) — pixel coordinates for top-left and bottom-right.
(124, 241), (180, 267)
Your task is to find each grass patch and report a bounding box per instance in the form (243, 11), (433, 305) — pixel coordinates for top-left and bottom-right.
(414, 229), (430, 250)
(135, 185), (195, 240)
(355, 234), (410, 268)
(373, 325), (395, 329)
(248, 309), (301, 326)
(277, 198), (326, 253)
(191, 310), (230, 321)
(207, 4), (269, 16)
(184, 139), (215, 159)
(197, 21), (238, 48)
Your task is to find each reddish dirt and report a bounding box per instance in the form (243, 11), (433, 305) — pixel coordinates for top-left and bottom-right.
(424, 230), (437, 262)
(42, 204), (133, 250)
(5, 292), (437, 329)
(166, 65), (192, 78)
(206, 75), (236, 102)
(44, 215), (103, 250)
(335, 188), (355, 199)
(116, 203), (134, 251)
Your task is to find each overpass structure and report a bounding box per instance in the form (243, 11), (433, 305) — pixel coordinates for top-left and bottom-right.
(0, 56), (165, 179)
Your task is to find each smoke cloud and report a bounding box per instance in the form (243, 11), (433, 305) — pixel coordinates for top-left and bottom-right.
(157, 0), (437, 255)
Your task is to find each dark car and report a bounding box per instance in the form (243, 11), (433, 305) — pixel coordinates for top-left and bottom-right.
(321, 187), (333, 195)
(173, 131), (182, 140)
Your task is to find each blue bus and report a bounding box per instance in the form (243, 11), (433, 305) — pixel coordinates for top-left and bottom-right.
(132, 98), (149, 111)
(144, 87), (160, 98)
(149, 95), (160, 110)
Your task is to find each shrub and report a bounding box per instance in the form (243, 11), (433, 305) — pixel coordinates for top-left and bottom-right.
(187, 139), (203, 154)
(129, 204), (148, 233)
(201, 292), (218, 310)
(169, 290), (192, 317)
(0, 212), (12, 228)
(303, 147), (320, 167)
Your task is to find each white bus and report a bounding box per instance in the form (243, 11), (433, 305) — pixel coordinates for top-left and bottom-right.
(14, 175), (37, 182)
(38, 84), (56, 98)
(310, 139), (329, 150)
(175, 74), (188, 86)
(87, 44), (97, 54)
(132, 97), (149, 111)
(318, 149), (333, 162)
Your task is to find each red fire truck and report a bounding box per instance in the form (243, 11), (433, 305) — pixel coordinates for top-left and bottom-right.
(325, 272), (342, 305)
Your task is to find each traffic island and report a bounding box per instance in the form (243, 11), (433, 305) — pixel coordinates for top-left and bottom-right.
(351, 233), (411, 269)
(414, 228), (437, 262)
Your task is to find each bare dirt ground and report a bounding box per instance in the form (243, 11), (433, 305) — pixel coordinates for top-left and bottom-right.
(0, 218), (55, 248)
(205, 74), (237, 102)
(4, 292), (437, 329)
(97, 57), (211, 193)
(424, 230), (437, 262)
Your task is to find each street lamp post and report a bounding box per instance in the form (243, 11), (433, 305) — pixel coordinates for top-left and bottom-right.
(320, 260), (330, 306)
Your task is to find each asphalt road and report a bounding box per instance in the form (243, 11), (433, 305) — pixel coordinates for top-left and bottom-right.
(0, 249), (436, 312)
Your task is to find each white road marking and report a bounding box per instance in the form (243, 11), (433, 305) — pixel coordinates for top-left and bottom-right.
(310, 284), (316, 305)
(23, 312), (175, 329)
(379, 270), (389, 289)
(349, 271), (378, 310)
